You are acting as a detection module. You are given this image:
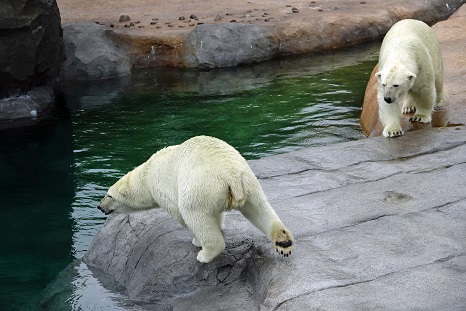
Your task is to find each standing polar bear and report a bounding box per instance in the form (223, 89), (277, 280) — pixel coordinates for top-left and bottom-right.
(98, 135), (294, 263)
(376, 19), (444, 137)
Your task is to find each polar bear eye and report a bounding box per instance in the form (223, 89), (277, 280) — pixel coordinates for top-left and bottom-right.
(393, 84), (399, 87)
(107, 194), (113, 199)
(382, 83), (386, 87)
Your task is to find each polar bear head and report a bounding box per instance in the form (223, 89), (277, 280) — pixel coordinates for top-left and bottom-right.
(97, 173), (154, 215)
(376, 65), (416, 104)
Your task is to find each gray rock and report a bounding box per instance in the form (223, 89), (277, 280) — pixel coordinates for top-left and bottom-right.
(78, 128), (466, 310)
(0, 0), (65, 128)
(60, 22), (132, 80)
(185, 23), (278, 68)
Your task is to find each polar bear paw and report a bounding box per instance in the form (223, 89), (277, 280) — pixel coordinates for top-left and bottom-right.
(382, 125), (404, 138)
(409, 114), (431, 123)
(273, 228), (294, 257)
(402, 106), (416, 114)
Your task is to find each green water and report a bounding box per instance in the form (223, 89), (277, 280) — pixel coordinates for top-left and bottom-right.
(0, 44), (378, 310)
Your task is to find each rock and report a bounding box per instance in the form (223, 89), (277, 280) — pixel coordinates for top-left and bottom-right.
(0, 0), (65, 128)
(184, 23), (278, 68)
(77, 127), (466, 311)
(60, 22), (132, 80)
(119, 14), (130, 22)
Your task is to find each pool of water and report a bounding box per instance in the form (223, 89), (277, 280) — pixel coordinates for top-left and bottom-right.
(0, 43), (378, 310)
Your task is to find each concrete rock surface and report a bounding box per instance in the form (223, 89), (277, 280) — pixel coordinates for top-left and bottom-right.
(67, 127), (466, 311)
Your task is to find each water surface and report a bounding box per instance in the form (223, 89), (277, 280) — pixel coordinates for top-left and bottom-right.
(0, 43), (378, 310)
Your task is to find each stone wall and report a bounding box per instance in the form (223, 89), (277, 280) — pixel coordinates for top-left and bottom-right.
(0, 0), (65, 129)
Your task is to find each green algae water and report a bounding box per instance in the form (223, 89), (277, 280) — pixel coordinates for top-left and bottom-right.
(0, 44), (378, 310)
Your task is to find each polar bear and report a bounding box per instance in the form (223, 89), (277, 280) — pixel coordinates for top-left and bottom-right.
(376, 19), (444, 137)
(97, 135), (294, 263)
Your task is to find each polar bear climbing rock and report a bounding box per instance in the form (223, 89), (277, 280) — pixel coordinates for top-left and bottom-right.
(376, 19), (444, 137)
(97, 135), (294, 263)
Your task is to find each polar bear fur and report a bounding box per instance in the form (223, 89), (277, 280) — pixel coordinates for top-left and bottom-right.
(98, 135), (294, 263)
(376, 19), (444, 137)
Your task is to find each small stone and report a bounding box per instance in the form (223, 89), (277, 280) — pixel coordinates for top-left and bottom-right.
(129, 22), (135, 26)
(150, 21), (157, 25)
(197, 22), (204, 25)
(178, 25), (185, 28)
(109, 24), (115, 28)
(360, 1), (367, 4)
(292, 7), (299, 13)
(333, 6), (339, 10)
(286, 4), (291, 7)
(134, 20), (140, 24)
(264, 18), (269, 22)
(263, 12), (269, 15)
(230, 19), (237, 23)
(190, 14), (198, 20)
(138, 25), (144, 28)
(119, 14), (130, 22)
(189, 23), (195, 26)
(152, 18), (159, 21)
(124, 24), (130, 28)
(167, 24), (174, 27)
(179, 16), (185, 21)
(214, 15), (222, 21)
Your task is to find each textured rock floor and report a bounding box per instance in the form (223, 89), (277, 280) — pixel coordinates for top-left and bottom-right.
(75, 128), (466, 311)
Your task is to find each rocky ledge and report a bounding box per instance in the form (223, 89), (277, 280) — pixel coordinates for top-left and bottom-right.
(56, 0), (464, 78)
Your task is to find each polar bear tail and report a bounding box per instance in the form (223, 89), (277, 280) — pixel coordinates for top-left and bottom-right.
(226, 173), (247, 209)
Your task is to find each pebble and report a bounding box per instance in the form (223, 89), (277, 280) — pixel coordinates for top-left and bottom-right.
(119, 14), (130, 22)
(292, 7), (299, 13)
(214, 15), (222, 21)
(190, 14), (198, 20)
(150, 21), (157, 25)
(230, 19), (237, 22)
(360, 1), (367, 4)
(110, 24), (115, 28)
(179, 16), (185, 21)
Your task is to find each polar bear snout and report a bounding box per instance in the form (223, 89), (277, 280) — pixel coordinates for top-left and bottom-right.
(384, 96), (394, 104)
(97, 204), (113, 215)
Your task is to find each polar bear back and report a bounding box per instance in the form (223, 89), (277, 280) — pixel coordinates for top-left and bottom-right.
(379, 19), (442, 77)
(144, 136), (255, 212)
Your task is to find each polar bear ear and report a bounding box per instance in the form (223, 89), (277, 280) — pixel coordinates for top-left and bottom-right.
(407, 72), (416, 81)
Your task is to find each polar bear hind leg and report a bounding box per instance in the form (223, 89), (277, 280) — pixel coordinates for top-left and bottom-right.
(182, 208), (226, 263)
(239, 198), (294, 257)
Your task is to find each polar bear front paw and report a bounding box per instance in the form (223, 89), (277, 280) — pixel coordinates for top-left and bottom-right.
(402, 106), (416, 114)
(382, 125), (404, 138)
(409, 114), (431, 123)
(273, 229), (294, 257)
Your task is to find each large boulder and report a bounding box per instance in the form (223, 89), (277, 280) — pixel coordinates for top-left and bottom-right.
(0, 0), (65, 128)
(60, 22), (132, 80)
(184, 23), (279, 68)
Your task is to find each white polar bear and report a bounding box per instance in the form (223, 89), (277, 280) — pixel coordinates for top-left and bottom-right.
(97, 135), (294, 263)
(376, 19), (444, 137)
